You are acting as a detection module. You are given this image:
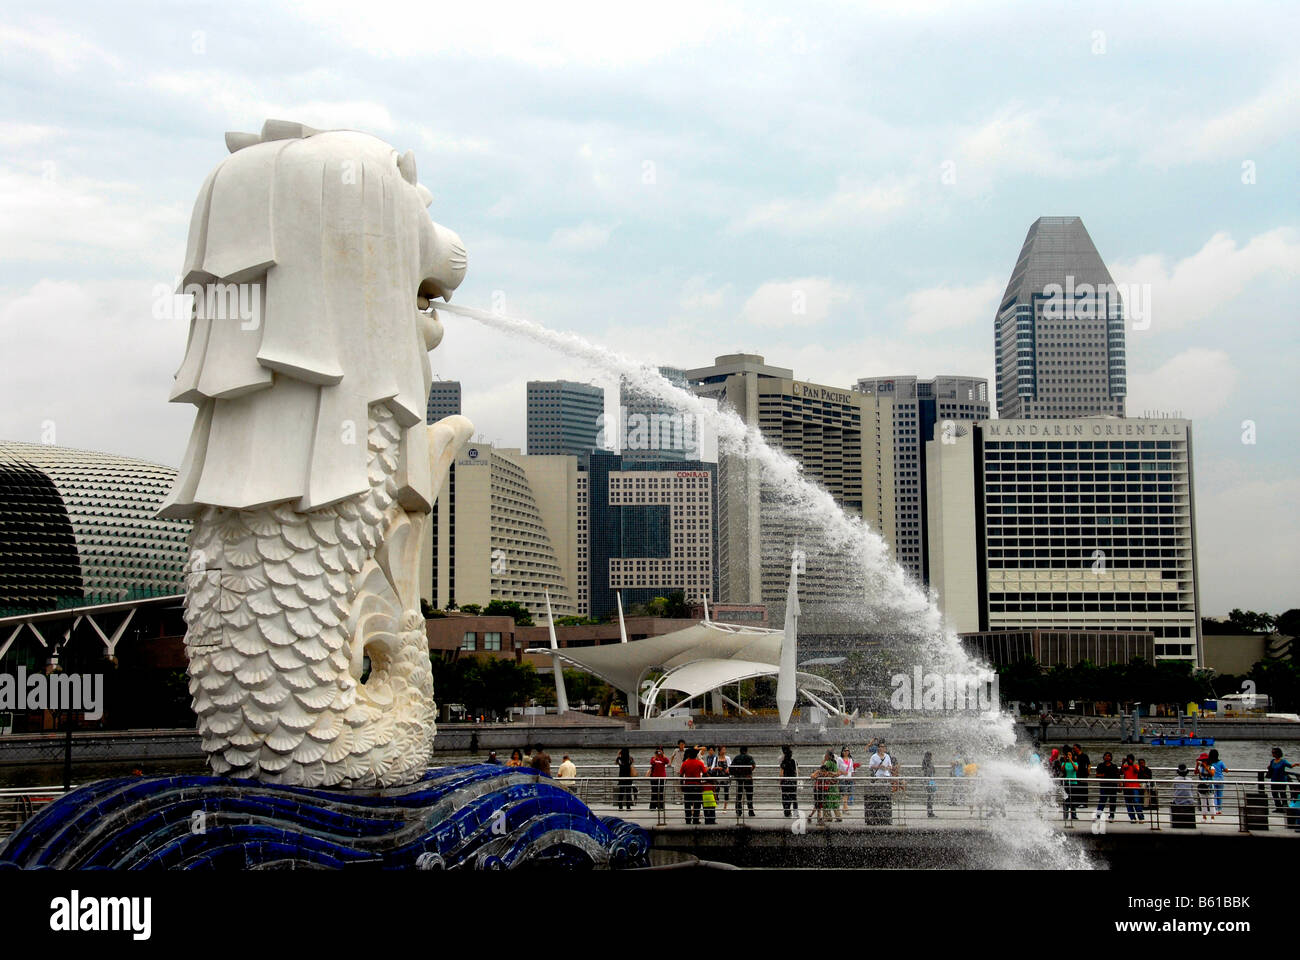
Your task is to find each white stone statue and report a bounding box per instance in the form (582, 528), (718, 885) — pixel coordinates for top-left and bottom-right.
(160, 120), (473, 787)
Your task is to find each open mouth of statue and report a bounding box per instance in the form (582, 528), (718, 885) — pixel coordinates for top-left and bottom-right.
(416, 278), (447, 311)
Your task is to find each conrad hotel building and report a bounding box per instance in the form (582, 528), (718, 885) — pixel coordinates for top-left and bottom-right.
(927, 417), (1201, 663)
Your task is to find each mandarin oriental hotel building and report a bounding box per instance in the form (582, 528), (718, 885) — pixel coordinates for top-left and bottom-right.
(927, 418), (1201, 663)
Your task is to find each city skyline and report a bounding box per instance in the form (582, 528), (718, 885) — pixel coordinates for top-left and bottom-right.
(1, 3), (1296, 614)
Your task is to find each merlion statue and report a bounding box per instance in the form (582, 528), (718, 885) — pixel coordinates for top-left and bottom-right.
(159, 120), (473, 788)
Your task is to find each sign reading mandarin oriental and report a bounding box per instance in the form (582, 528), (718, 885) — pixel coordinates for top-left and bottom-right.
(984, 420), (1186, 439)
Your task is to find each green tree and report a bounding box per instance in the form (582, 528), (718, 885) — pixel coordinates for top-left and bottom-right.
(460, 603), (482, 616)
(483, 599), (534, 626)
(1228, 609), (1276, 634)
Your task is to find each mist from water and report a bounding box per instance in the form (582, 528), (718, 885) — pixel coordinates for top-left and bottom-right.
(436, 299), (1092, 869)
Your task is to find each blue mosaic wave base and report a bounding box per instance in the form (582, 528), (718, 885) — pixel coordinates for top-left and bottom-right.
(0, 764), (649, 870)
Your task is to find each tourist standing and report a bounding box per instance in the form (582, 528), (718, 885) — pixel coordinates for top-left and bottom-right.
(1267, 748), (1295, 813)
(648, 747), (669, 810)
(731, 746), (757, 818)
(1195, 752), (1214, 821)
(507, 749), (524, 768)
(813, 750), (841, 824)
(1094, 752), (1120, 820)
(1121, 754), (1143, 822)
(615, 747), (636, 810)
(531, 744), (552, 777)
(669, 739), (687, 805)
(1208, 749), (1227, 816)
(779, 745), (799, 818)
(1073, 744), (1091, 815)
(1060, 750), (1079, 821)
(949, 755), (965, 807)
(714, 745), (731, 810)
(1136, 758), (1154, 813)
(680, 747), (708, 825)
(556, 754), (577, 792)
(921, 751), (937, 818)
(838, 748), (860, 808)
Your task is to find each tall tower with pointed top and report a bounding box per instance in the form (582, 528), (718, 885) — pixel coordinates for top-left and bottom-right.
(995, 217), (1127, 419)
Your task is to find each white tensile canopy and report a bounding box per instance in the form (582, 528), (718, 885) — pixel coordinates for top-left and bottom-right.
(528, 611), (844, 721)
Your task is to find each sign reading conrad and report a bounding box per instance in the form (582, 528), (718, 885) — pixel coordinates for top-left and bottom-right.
(985, 420), (1187, 438)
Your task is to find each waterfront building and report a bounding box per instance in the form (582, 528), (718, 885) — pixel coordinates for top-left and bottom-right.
(585, 451), (716, 619)
(425, 379), (462, 424)
(526, 380), (605, 462)
(995, 217), (1127, 419)
(685, 355), (894, 623)
(430, 442), (583, 617)
(853, 375), (989, 585)
(619, 366), (700, 463)
(926, 417), (1201, 663)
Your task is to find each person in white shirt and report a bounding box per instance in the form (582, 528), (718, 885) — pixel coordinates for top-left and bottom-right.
(837, 747), (860, 807)
(556, 755), (578, 792)
(868, 743), (893, 777)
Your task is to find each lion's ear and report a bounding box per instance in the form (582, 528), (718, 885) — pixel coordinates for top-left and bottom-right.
(398, 150), (418, 186)
(225, 131), (260, 153)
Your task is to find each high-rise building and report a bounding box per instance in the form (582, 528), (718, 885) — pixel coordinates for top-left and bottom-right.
(926, 417), (1201, 663)
(619, 366), (700, 463)
(854, 375), (989, 585)
(526, 380), (605, 461)
(425, 380), (462, 424)
(430, 443), (583, 618)
(585, 451), (717, 618)
(685, 354), (893, 622)
(995, 217), (1127, 419)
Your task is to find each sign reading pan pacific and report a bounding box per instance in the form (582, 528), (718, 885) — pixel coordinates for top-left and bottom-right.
(985, 421), (1186, 438)
(792, 381), (853, 404)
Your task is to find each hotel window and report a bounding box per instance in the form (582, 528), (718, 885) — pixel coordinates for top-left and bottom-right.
(461, 632), (476, 651)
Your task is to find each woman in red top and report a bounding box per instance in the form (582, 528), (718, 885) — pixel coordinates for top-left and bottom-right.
(648, 747), (669, 810)
(1121, 753), (1144, 822)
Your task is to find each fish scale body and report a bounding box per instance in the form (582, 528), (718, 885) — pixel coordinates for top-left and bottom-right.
(182, 403), (434, 788)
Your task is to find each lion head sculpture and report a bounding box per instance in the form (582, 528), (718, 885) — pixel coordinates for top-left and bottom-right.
(160, 119), (466, 519)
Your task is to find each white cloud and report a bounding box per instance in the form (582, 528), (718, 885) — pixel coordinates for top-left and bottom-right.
(0, 167), (186, 268)
(0, 22), (123, 73)
(1145, 66), (1300, 165)
(1127, 348), (1238, 420)
(287, 0), (742, 66)
(1194, 461), (1300, 614)
(0, 278), (193, 465)
(956, 104), (1119, 180)
(549, 221), (614, 252)
(1112, 227), (1300, 332)
(731, 177), (914, 234)
(739, 277), (853, 327)
(902, 277), (1002, 334)
(145, 72), (398, 133)
(679, 275), (733, 311)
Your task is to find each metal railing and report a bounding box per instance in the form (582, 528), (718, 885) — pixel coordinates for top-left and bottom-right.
(547, 774), (1300, 833)
(0, 786), (71, 841)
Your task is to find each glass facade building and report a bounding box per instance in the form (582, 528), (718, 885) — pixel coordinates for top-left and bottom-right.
(585, 451), (717, 619)
(526, 380), (605, 462)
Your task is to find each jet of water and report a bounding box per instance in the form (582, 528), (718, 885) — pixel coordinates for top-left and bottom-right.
(435, 299), (1090, 868)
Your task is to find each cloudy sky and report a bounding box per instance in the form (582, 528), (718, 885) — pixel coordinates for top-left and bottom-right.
(1, 1), (1296, 614)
